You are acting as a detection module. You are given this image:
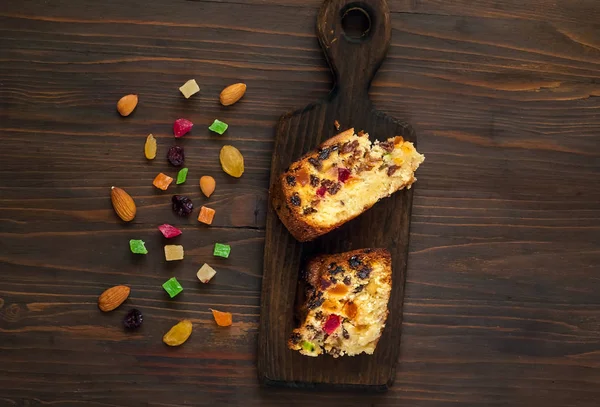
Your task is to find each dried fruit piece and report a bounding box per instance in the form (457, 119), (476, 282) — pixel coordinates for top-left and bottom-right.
(199, 176), (216, 197)
(172, 195), (193, 216)
(164, 245), (184, 261)
(220, 83), (246, 106)
(167, 145), (185, 166)
(153, 173), (174, 190)
(210, 309), (232, 327)
(163, 319), (192, 346)
(198, 206), (215, 225)
(197, 263), (217, 283)
(301, 340), (316, 352)
(219, 145), (244, 178)
(338, 167), (351, 182)
(334, 120), (341, 131)
(129, 239), (148, 254)
(213, 243), (230, 258)
(110, 186), (136, 222)
(98, 285), (130, 312)
(162, 277), (183, 298)
(117, 94), (138, 117)
(173, 119), (193, 138)
(123, 309), (143, 329)
(144, 134), (157, 160)
(176, 168), (188, 185)
(208, 119), (228, 135)
(158, 224), (182, 238)
(179, 79), (200, 99)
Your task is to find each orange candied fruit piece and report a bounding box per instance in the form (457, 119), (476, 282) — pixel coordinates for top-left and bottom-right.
(198, 206), (216, 225)
(210, 308), (232, 327)
(394, 136), (404, 145)
(153, 173), (173, 190)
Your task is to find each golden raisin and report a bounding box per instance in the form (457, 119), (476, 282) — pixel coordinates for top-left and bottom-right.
(219, 145), (244, 178)
(145, 134), (157, 160)
(162, 319), (192, 346)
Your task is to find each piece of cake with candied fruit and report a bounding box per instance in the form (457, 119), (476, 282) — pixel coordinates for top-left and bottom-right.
(288, 248), (392, 358)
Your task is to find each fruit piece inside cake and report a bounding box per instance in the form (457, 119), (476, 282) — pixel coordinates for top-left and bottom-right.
(272, 128), (425, 242)
(288, 248), (392, 358)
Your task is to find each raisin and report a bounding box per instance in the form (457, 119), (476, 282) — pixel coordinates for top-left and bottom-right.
(379, 141), (395, 152)
(315, 311), (324, 321)
(328, 182), (341, 195)
(364, 248), (373, 253)
(321, 179), (334, 189)
(290, 193), (301, 206)
(306, 324), (316, 332)
(328, 262), (337, 270)
(286, 175), (296, 186)
(167, 145), (185, 167)
(308, 157), (321, 170)
(172, 195), (193, 216)
(330, 266), (345, 275)
(343, 276), (351, 285)
(123, 309), (143, 330)
(303, 207), (317, 215)
(318, 148), (331, 160)
(387, 165), (400, 176)
(357, 130), (366, 137)
(348, 255), (362, 269)
(342, 327), (350, 339)
(290, 332), (302, 344)
(320, 278), (332, 290)
(331, 144), (339, 151)
(354, 285), (365, 293)
(341, 140), (359, 154)
(357, 266), (372, 279)
(308, 295), (324, 310)
(330, 277), (338, 285)
(310, 175), (320, 187)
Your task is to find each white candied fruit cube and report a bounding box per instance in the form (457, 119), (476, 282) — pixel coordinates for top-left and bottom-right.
(164, 245), (184, 261)
(196, 263), (217, 283)
(179, 79), (200, 99)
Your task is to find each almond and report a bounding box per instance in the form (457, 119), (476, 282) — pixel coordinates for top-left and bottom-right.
(98, 285), (130, 312)
(117, 94), (138, 116)
(199, 176), (216, 197)
(219, 83), (246, 106)
(111, 186), (136, 222)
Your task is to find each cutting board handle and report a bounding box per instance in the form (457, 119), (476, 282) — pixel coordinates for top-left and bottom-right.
(317, 0), (391, 101)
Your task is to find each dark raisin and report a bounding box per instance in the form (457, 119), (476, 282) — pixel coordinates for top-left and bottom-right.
(357, 130), (366, 137)
(387, 165), (400, 176)
(308, 296), (324, 310)
(306, 324), (316, 331)
(357, 265), (372, 279)
(328, 182), (341, 195)
(286, 175), (296, 186)
(332, 144), (339, 151)
(320, 278), (332, 290)
(308, 157), (321, 170)
(330, 266), (345, 275)
(364, 248), (373, 253)
(123, 309), (143, 330)
(330, 277), (338, 284)
(310, 175), (320, 187)
(340, 140), (359, 154)
(290, 193), (301, 206)
(172, 195), (193, 216)
(354, 285), (365, 293)
(315, 311), (324, 321)
(356, 163), (374, 173)
(303, 207), (317, 215)
(379, 141), (395, 152)
(167, 145), (185, 167)
(328, 262), (337, 269)
(290, 332), (302, 344)
(343, 276), (351, 285)
(342, 327), (350, 339)
(311, 199), (320, 206)
(348, 255), (362, 269)
(318, 148), (331, 160)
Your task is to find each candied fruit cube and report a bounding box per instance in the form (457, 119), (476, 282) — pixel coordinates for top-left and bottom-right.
(208, 119), (228, 135)
(197, 263), (216, 283)
(158, 224), (182, 238)
(173, 118), (193, 138)
(198, 206), (216, 225)
(164, 245), (184, 261)
(153, 173), (174, 190)
(210, 308), (232, 327)
(176, 168), (188, 185)
(129, 239), (148, 254)
(179, 79), (200, 99)
(213, 243), (230, 258)
(163, 319), (192, 346)
(162, 277), (183, 298)
(323, 314), (341, 334)
(144, 134), (157, 160)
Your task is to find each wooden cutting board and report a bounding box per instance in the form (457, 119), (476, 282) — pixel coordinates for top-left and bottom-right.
(258, 0), (416, 390)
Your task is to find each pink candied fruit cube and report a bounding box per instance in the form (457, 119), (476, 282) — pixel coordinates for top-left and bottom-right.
(158, 224), (182, 238)
(173, 118), (193, 138)
(316, 186), (327, 197)
(323, 314), (341, 334)
(338, 167), (351, 182)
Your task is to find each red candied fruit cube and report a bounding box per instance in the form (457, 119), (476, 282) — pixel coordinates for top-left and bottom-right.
(323, 314), (341, 334)
(173, 118), (193, 138)
(316, 186), (327, 197)
(158, 224), (182, 238)
(338, 167), (351, 182)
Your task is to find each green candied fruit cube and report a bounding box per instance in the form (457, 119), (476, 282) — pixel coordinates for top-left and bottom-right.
(213, 243), (231, 258)
(129, 239), (148, 254)
(176, 167), (188, 185)
(208, 119), (228, 135)
(162, 277), (183, 298)
(301, 340), (315, 352)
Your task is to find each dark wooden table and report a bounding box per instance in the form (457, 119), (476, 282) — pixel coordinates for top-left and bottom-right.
(1, 0), (599, 405)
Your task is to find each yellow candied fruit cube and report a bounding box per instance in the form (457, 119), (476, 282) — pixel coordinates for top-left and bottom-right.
(393, 157), (404, 166)
(401, 143), (414, 153)
(164, 245), (184, 261)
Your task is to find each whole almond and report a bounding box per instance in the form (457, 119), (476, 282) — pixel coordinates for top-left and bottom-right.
(200, 176), (216, 197)
(98, 285), (130, 312)
(111, 186), (136, 222)
(219, 83), (246, 106)
(117, 94), (138, 116)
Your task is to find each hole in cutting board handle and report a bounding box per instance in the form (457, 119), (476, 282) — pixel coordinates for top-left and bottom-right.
(341, 5), (372, 41)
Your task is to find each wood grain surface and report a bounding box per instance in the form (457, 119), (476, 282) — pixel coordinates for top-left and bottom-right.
(0, 0), (599, 405)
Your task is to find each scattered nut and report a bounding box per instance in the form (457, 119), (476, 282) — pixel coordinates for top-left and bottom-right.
(110, 186), (136, 222)
(219, 83), (246, 106)
(98, 285), (130, 312)
(116, 94), (138, 117)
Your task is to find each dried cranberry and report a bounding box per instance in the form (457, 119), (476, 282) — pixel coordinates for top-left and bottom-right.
(123, 309), (143, 330)
(323, 314), (341, 335)
(338, 168), (351, 182)
(173, 118), (193, 138)
(167, 145), (185, 167)
(172, 195), (193, 216)
(316, 186), (327, 197)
